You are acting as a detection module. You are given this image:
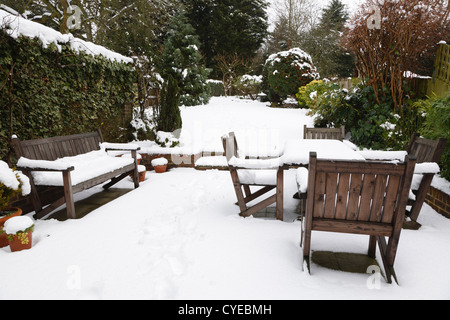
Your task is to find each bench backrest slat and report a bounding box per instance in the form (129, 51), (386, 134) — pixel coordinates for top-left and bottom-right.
(12, 130), (104, 161)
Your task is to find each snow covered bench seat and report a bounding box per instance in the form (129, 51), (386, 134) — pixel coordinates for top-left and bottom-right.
(11, 130), (140, 220)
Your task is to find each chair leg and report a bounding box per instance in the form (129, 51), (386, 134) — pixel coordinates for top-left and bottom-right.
(302, 226), (312, 273)
(368, 236), (377, 259)
(376, 236), (398, 284)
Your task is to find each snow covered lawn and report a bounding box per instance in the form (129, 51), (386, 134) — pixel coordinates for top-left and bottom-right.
(1, 97), (450, 300)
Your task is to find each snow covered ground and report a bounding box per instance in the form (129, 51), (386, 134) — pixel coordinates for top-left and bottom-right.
(1, 97), (450, 300)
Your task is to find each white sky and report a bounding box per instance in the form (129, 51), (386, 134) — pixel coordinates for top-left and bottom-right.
(267, 0), (365, 26)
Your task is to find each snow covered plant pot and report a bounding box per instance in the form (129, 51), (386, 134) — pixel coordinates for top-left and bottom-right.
(151, 158), (168, 173)
(138, 165), (147, 182)
(0, 161), (31, 248)
(4, 216), (34, 252)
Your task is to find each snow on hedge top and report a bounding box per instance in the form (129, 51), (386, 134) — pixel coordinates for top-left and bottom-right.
(0, 9), (133, 64)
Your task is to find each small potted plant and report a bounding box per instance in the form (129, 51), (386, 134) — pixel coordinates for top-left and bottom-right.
(4, 215), (34, 252)
(151, 157), (169, 173)
(0, 161), (31, 248)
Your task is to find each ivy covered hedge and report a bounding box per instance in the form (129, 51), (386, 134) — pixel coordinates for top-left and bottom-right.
(0, 30), (136, 163)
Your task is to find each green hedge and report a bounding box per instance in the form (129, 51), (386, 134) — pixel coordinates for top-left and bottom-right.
(0, 30), (136, 163)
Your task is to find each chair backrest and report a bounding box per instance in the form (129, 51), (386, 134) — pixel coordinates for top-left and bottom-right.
(406, 133), (447, 164)
(304, 125), (345, 141)
(306, 152), (416, 236)
(222, 132), (239, 162)
(11, 129), (104, 161)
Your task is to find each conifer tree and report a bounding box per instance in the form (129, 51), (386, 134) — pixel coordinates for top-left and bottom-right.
(158, 75), (182, 133)
(182, 0), (269, 77)
(161, 11), (211, 106)
(302, 0), (355, 79)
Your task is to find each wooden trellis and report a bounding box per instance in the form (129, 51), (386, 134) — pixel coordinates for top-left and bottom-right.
(435, 43), (450, 83)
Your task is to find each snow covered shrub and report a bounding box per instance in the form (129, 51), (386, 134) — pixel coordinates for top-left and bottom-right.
(0, 161), (30, 211)
(264, 48), (319, 104)
(234, 75), (262, 100)
(310, 83), (396, 150)
(207, 80), (225, 97)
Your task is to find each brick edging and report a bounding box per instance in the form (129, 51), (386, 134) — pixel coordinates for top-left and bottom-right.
(425, 186), (450, 219)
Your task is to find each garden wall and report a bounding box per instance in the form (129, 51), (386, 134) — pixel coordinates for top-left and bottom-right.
(425, 186), (450, 219)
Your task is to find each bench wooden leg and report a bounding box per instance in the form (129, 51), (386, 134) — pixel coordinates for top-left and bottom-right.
(63, 171), (76, 220)
(276, 169), (284, 221)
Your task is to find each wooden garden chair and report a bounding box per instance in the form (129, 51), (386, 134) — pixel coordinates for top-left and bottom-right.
(303, 125), (345, 141)
(222, 132), (284, 220)
(295, 125), (347, 214)
(301, 152), (416, 284)
(357, 133), (447, 225)
(405, 133), (447, 223)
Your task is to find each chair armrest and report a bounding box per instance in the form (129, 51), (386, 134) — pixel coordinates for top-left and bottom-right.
(100, 142), (141, 152)
(357, 150), (408, 161)
(414, 162), (440, 174)
(17, 158), (75, 172)
(228, 157), (281, 170)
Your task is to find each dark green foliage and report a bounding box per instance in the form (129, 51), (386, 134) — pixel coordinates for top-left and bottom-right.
(310, 84), (395, 150)
(158, 75), (182, 133)
(183, 0), (269, 77)
(421, 95), (450, 180)
(0, 31), (136, 164)
(161, 11), (211, 106)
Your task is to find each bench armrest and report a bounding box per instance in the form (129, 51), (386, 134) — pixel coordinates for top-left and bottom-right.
(100, 142), (141, 152)
(17, 158), (75, 172)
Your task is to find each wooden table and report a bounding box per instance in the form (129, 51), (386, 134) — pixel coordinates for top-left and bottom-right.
(275, 139), (366, 220)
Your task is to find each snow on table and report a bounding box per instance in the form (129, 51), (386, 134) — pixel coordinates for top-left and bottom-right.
(281, 139), (366, 166)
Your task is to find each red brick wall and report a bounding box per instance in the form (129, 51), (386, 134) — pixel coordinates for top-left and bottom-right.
(425, 186), (450, 219)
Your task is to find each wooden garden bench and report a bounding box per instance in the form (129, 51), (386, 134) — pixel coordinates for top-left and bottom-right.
(301, 152), (416, 284)
(12, 129), (140, 220)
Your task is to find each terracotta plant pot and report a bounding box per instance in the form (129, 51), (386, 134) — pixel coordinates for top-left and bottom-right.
(0, 208), (22, 248)
(5, 215), (34, 253)
(154, 165), (167, 173)
(139, 169), (147, 182)
(8, 230), (33, 252)
(151, 158), (169, 173)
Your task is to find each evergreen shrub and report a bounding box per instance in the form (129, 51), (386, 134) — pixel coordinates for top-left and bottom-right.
(158, 75), (182, 133)
(263, 48), (319, 104)
(421, 95), (450, 180)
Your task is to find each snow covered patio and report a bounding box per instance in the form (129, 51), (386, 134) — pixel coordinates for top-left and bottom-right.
(1, 97), (450, 300)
